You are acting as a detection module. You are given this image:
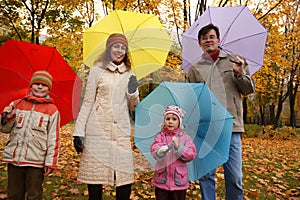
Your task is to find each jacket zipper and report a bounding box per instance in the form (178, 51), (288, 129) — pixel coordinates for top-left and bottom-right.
(17, 101), (36, 165)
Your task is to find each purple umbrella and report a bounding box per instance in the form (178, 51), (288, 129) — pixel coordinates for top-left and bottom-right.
(182, 6), (268, 75)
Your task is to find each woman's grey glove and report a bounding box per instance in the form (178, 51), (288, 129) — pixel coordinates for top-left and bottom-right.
(128, 75), (138, 94)
(73, 136), (84, 153)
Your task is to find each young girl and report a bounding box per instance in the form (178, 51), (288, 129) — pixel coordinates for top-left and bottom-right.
(150, 105), (197, 200)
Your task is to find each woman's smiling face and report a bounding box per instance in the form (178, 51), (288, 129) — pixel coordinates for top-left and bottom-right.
(110, 42), (127, 64)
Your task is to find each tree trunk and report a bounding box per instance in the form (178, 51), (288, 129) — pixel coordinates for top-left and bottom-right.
(273, 75), (289, 129)
(269, 104), (275, 125)
(273, 100), (283, 129)
(195, 0), (207, 20)
(289, 82), (299, 127)
(183, 0), (188, 30)
(259, 105), (265, 126)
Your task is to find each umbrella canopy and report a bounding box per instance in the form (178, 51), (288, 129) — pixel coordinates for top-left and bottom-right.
(182, 6), (268, 75)
(83, 10), (172, 80)
(134, 81), (233, 181)
(0, 39), (82, 127)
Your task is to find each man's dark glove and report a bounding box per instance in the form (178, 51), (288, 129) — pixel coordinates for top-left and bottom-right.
(128, 75), (138, 94)
(73, 136), (84, 153)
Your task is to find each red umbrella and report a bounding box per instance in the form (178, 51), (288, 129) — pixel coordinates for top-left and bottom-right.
(0, 39), (82, 127)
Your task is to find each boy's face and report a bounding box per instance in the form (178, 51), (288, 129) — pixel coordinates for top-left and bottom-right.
(30, 83), (50, 98)
(164, 113), (180, 131)
(198, 29), (220, 53)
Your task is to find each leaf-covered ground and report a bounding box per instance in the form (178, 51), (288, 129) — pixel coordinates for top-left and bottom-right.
(0, 124), (299, 199)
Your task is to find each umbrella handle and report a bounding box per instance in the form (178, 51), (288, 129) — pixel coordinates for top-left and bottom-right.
(1, 112), (8, 125)
(218, 46), (242, 65)
(229, 59), (242, 65)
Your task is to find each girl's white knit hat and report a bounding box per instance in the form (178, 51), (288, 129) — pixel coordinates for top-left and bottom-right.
(164, 105), (186, 129)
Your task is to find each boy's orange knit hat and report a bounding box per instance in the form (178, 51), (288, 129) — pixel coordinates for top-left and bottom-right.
(30, 71), (53, 90)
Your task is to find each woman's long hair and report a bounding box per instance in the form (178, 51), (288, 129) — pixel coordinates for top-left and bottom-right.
(94, 45), (132, 69)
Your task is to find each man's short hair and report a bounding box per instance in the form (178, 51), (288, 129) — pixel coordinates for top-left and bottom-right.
(198, 23), (220, 41)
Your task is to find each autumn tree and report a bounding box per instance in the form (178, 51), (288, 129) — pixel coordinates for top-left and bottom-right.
(285, 3), (300, 128)
(0, 0), (55, 44)
(254, 0), (299, 129)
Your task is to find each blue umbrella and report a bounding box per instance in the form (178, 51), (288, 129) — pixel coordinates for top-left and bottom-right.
(134, 81), (233, 181)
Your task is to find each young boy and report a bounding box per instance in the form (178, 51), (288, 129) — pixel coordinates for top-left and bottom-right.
(0, 70), (60, 199)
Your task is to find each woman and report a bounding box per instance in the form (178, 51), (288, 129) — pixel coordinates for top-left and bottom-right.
(73, 33), (139, 200)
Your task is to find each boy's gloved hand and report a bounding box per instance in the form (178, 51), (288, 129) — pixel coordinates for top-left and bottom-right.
(128, 75), (138, 94)
(157, 145), (169, 157)
(1, 112), (8, 125)
(73, 136), (84, 153)
(1, 105), (16, 125)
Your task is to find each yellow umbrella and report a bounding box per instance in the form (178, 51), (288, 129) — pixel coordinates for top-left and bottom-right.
(83, 10), (172, 80)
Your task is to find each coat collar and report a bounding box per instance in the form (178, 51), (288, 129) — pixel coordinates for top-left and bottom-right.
(24, 93), (54, 104)
(163, 128), (182, 136)
(106, 62), (127, 73)
(198, 50), (228, 63)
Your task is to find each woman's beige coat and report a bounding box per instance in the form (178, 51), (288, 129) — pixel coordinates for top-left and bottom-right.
(73, 62), (139, 186)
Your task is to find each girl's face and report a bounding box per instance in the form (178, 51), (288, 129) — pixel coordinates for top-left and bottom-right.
(164, 113), (180, 131)
(30, 83), (50, 98)
(110, 42), (127, 65)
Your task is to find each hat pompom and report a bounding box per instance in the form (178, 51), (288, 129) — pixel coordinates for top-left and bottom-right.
(30, 71), (53, 90)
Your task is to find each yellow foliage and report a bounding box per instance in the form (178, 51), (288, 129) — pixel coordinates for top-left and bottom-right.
(252, 0), (299, 112)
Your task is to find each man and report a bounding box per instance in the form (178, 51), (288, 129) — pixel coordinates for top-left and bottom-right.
(188, 23), (255, 200)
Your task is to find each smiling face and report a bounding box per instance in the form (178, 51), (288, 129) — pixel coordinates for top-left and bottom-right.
(110, 42), (127, 65)
(30, 83), (50, 98)
(164, 113), (180, 131)
(198, 29), (220, 53)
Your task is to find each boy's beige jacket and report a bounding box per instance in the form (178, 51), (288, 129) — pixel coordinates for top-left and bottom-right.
(73, 62), (139, 186)
(0, 94), (60, 169)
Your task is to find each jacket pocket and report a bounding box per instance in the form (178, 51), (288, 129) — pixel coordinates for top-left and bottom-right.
(3, 141), (19, 160)
(154, 167), (167, 184)
(15, 113), (26, 128)
(31, 115), (49, 134)
(26, 139), (47, 162)
(233, 96), (242, 118)
(174, 165), (188, 186)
